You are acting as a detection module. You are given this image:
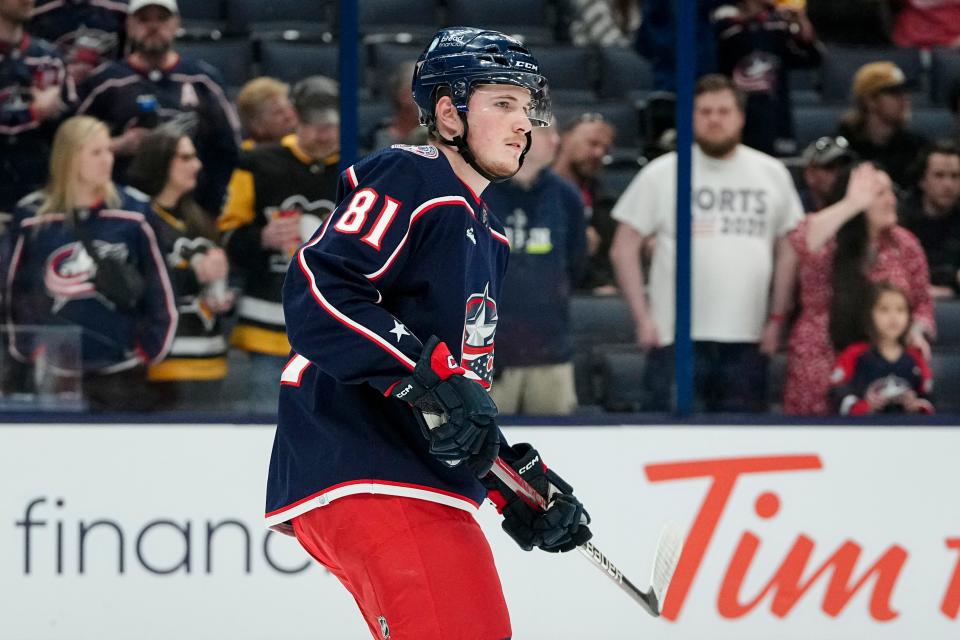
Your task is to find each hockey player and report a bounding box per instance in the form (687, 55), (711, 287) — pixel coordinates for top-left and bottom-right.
(265, 27), (592, 639)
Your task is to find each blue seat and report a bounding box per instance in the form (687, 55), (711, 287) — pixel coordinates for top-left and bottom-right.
(821, 45), (923, 103)
(445, 0), (555, 44)
(792, 105), (844, 148)
(910, 107), (955, 142)
(931, 351), (960, 412)
(935, 300), (960, 349)
(358, 0), (438, 39)
(226, 0), (330, 37)
(177, 39), (252, 88)
(930, 48), (960, 107)
(597, 346), (646, 412)
(259, 41), (366, 85)
(535, 45), (597, 103)
(597, 46), (653, 101)
(570, 294), (633, 348)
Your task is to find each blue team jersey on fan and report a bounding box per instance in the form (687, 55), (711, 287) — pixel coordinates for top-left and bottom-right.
(265, 145), (510, 531)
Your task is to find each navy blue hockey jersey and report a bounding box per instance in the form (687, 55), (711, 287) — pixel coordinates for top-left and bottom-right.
(265, 145), (510, 531)
(29, 0), (126, 66)
(6, 188), (177, 372)
(76, 55), (240, 212)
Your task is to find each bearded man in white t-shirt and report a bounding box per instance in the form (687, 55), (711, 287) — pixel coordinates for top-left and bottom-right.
(609, 74), (802, 412)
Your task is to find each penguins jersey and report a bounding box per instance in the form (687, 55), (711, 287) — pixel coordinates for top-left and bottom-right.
(265, 144), (510, 532)
(218, 135), (339, 356)
(6, 188), (177, 373)
(145, 202), (228, 382)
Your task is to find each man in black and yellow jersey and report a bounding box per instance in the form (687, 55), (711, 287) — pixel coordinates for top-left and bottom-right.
(218, 75), (339, 412)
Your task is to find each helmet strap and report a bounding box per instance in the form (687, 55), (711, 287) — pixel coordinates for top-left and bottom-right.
(436, 113), (532, 184)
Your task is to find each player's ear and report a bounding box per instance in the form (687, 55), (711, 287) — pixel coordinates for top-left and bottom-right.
(434, 95), (464, 140)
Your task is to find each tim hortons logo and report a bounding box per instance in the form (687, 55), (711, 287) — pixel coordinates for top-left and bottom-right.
(644, 455), (960, 623)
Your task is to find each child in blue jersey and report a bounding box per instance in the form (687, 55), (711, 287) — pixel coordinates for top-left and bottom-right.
(266, 27), (593, 639)
(830, 282), (934, 415)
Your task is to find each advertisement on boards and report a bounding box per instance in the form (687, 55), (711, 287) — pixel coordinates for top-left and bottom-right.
(1, 424), (958, 639)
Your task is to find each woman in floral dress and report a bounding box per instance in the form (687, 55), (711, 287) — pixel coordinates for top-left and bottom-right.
(784, 162), (934, 415)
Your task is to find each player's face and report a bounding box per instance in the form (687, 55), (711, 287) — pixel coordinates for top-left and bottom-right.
(75, 128), (114, 189)
(693, 89), (744, 158)
(920, 152), (960, 212)
(564, 120), (614, 180)
(465, 85), (534, 179)
(127, 6), (179, 56)
(864, 170), (898, 233)
(872, 290), (910, 344)
(0, 0), (34, 25)
(253, 94), (297, 143)
(167, 136), (202, 196)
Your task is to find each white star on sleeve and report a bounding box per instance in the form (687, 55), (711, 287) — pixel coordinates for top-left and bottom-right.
(389, 320), (410, 342)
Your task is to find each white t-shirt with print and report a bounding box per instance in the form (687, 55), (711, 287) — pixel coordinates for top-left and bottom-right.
(612, 144), (803, 345)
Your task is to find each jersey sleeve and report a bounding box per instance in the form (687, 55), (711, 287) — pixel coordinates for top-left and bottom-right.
(828, 342), (871, 415)
(131, 216), (178, 364)
(282, 153), (457, 393)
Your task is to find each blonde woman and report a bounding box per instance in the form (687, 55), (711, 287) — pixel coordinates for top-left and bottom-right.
(6, 115), (177, 411)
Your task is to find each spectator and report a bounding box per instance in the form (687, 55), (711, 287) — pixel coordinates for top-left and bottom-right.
(829, 282), (934, 415)
(898, 140), (960, 298)
(837, 61), (927, 188)
(218, 75), (339, 413)
(0, 0), (73, 213)
(127, 125), (233, 411)
(634, 0), (727, 91)
(783, 162), (934, 415)
(892, 0), (960, 49)
(714, 0), (822, 156)
(798, 135), (857, 213)
(365, 61), (427, 151)
(235, 76), (296, 150)
(5, 115), (176, 411)
(484, 121), (587, 416)
(609, 74), (802, 412)
(567, 0), (637, 46)
(29, 0), (127, 86)
(76, 0), (241, 214)
(552, 113), (617, 292)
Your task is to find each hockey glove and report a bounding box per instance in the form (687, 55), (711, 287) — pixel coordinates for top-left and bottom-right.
(485, 444), (593, 553)
(389, 336), (500, 476)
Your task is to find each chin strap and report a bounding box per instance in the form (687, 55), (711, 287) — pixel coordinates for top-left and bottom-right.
(436, 114), (532, 184)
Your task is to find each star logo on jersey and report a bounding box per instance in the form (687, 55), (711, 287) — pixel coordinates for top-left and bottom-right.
(466, 228), (476, 245)
(389, 320), (410, 343)
(460, 283), (498, 388)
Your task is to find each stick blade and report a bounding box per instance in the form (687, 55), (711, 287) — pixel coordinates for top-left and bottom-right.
(649, 523), (685, 612)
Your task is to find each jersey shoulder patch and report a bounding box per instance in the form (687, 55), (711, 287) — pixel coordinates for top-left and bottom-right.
(390, 144), (439, 159)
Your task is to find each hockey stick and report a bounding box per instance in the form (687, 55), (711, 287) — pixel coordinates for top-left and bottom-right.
(489, 457), (683, 618)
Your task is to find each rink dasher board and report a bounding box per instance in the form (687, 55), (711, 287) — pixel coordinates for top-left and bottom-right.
(1, 423), (958, 640)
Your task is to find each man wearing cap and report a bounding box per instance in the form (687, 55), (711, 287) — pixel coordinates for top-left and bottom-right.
(75, 0), (240, 213)
(217, 75), (340, 413)
(837, 61), (927, 188)
(798, 135), (857, 213)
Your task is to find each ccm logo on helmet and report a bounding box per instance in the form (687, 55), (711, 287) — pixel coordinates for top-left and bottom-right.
(514, 60), (538, 71)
